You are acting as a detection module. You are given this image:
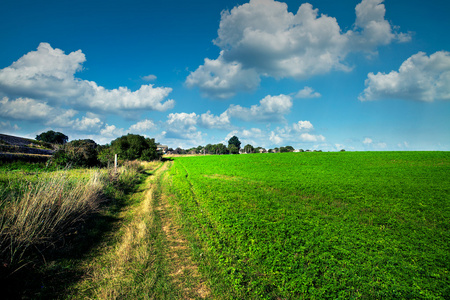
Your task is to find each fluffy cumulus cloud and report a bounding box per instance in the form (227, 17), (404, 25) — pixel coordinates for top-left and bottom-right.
(226, 94), (293, 122)
(187, 0), (409, 98)
(200, 110), (231, 129)
(164, 112), (201, 139)
(292, 120), (314, 132)
(129, 119), (157, 133)
(359, 51), (450, 102)
(0, 43), (175, 113)
(350, 0), (411, 51)
(185, 54), (260, 99)
(268, 120), (325, 145)
(100, 124), (126, 138)
(0, 97), (63, 121)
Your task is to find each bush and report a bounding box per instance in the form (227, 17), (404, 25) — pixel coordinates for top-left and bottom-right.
(110, 134), (161, 161)
(51, 139), (99, 167)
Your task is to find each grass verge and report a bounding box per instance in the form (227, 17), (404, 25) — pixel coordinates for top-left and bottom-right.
(70, 160), (211, 299)
(0, 161), (144, 298)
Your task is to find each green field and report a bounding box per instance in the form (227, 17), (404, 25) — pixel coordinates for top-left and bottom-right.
(168, 152), (450, 299)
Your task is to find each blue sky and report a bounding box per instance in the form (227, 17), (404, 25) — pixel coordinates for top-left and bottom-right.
(0, 0), (449, 151)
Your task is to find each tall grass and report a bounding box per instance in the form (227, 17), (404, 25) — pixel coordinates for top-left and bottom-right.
(0, 162), (142, 270)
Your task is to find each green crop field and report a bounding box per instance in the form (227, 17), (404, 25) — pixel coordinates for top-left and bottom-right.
(168, 151), (450, 299)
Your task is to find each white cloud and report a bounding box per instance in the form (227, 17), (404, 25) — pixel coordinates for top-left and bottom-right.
(187, 0), (409, 98)
(295, 87), (321, 99)
(226, 94), (292, 122)
(363, 137), (373, 144)
(0, 96), (77, 123)
(0, 43), (175, 113)
(100, 124), (125, 138)
(266, 120), (324, 145)
(164, 112), (202, 140)
(73, 113), (104, 132)
(200, 111), (231, 129)
(159, 113), (206, 148)
(359, 51), (450, 102)
(142, 74), (157, 81)
(350, 0), (410, 52)
(185, 54), (260, 99)
(292, 120), (313, 132)
(0, 96), (107, 133)
(300, 133), (325, 142)
(129, 119), (157, 133)
(269, 131), (283, 144)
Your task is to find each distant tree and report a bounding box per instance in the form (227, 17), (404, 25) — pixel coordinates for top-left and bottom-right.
(36, 130), (68, 144)
(215, 143), (228, 155)
(280, 146), (295, 153)
(243, 144), (255, 153)
(173, 147), (186, 154)
(110, 134), (160, 161)
(228, 144), (239, 154)
(205, 144), (214, 154)
(196, 145), (204, 154)
(228, 136), (241, 151)
(340, 149), (346, 152)
(299, 149), (305, 152)
(285, 146), (295, 152)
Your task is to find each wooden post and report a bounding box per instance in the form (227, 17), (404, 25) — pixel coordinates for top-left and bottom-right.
(114, 154), (118, 173)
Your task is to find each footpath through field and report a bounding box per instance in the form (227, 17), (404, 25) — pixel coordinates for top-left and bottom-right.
(70, 160), (209, 299)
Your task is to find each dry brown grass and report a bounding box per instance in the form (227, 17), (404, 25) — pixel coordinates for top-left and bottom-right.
(0, 169), (107, 265)
(72, 161), (211, 299)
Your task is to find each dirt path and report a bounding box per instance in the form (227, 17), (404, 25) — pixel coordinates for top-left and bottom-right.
(157, 168), (210, 299)
(71, 161), (210, 299)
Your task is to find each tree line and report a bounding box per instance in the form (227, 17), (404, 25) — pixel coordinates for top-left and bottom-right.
(36, 131), (162, 168)
(36, 131), (318, 167)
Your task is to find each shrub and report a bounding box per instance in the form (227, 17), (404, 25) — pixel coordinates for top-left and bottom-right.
(110, 134), (161, 161)
(51, 139), (100, 167)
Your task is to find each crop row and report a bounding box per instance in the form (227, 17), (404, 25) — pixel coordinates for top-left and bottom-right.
(168, 152), (450, 299)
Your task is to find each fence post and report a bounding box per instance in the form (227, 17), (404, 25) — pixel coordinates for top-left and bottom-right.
(114, 154), (118, 173)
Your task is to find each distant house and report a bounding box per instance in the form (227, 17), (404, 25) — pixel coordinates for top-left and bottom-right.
(157, 144), (169, 154)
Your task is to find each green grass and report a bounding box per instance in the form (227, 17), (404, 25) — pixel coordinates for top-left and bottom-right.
(168, 151), (450, 299)
(0, 161), (147, 298)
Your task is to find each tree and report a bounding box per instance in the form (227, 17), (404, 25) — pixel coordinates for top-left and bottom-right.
(36, 130), (68, 144)
(228, 144), (239, 154)
(110, 134), (161, 161)
(243, 144), (255, 153)
(51, 139), (99, 167)
(215, 143), (228, 155)
(228, 136), (241, 151)
(280, 145), (295, 153)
